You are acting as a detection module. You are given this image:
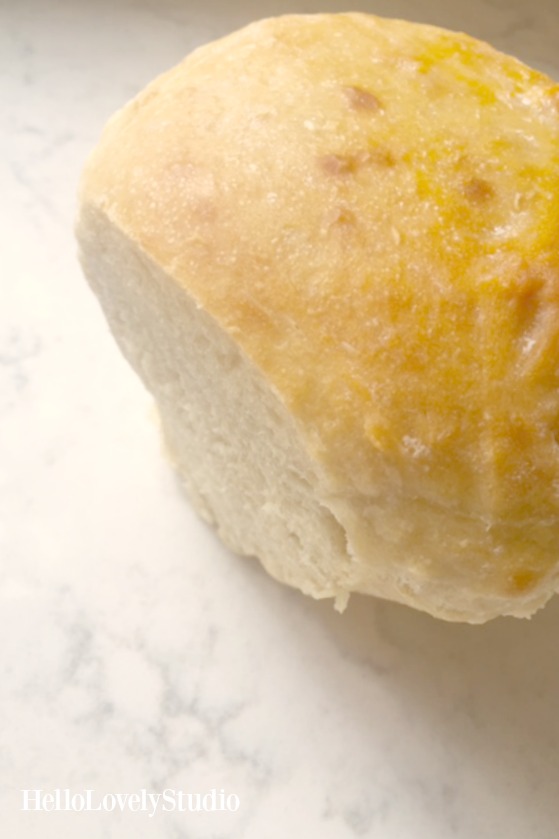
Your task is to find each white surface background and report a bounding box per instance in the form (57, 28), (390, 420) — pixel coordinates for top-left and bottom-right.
(2, 0), (559, 836)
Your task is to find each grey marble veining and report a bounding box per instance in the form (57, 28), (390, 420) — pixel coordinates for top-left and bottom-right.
(2, 0), (559, 836)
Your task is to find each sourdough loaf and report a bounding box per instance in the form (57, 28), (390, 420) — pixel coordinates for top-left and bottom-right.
(77, 14), (559, 622)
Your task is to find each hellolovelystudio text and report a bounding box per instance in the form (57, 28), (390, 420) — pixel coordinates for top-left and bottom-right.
(21, 788), (240, 817)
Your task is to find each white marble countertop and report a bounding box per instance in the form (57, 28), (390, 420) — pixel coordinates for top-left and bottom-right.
(2, 0), (559, 836)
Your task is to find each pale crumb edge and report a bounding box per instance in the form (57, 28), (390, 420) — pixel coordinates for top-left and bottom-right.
(334, 590), (351, 613)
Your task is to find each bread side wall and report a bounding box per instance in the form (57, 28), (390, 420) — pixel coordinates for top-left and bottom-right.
(77, 206), (354, 605)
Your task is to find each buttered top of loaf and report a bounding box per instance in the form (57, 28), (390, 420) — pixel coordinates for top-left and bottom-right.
(81, 13), (559, 529)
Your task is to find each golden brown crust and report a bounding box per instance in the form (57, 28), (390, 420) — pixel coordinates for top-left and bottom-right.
(79, 13), (559, 617)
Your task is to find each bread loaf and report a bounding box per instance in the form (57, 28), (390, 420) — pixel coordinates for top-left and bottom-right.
(77, 13), (559, 622)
